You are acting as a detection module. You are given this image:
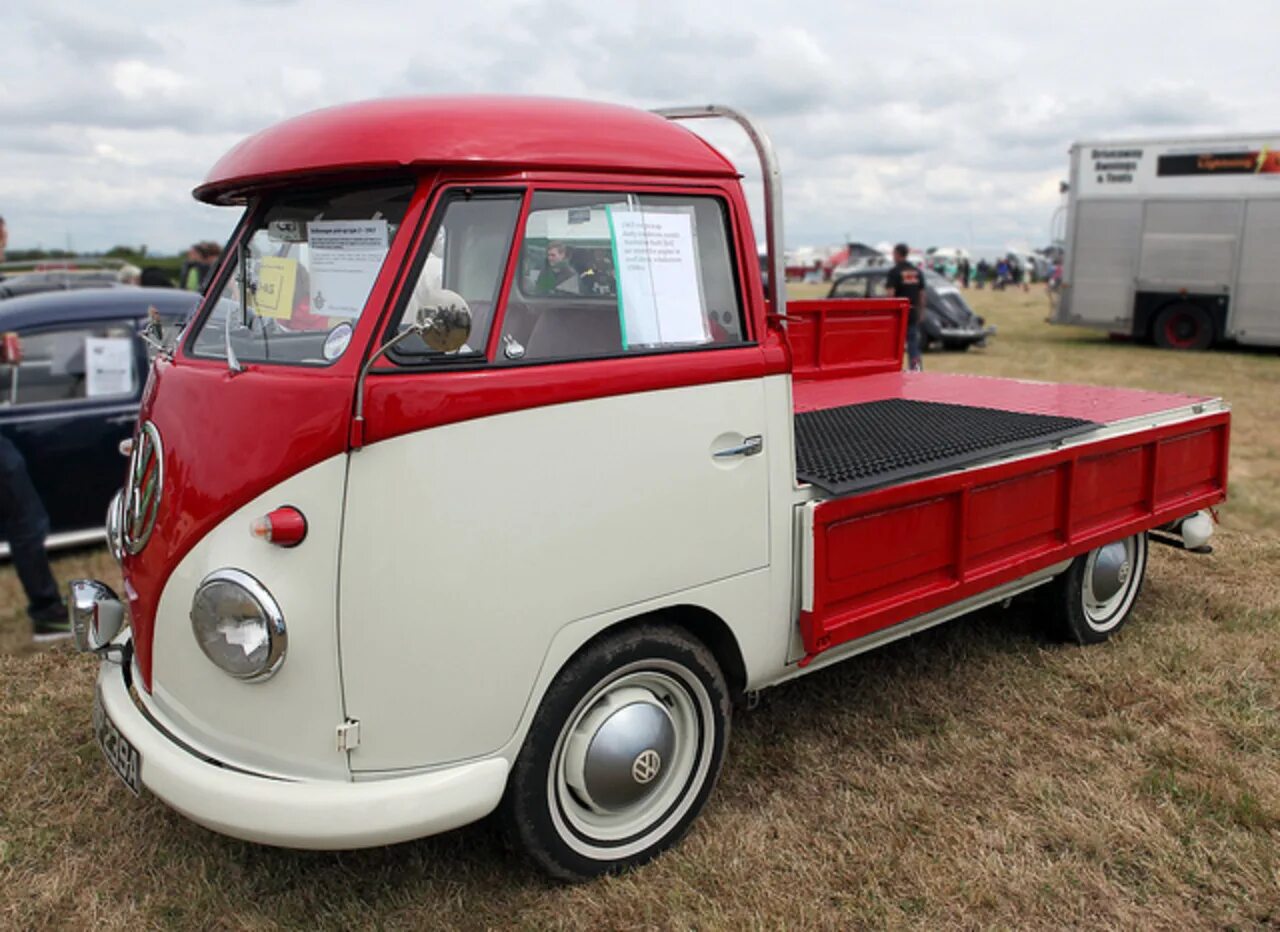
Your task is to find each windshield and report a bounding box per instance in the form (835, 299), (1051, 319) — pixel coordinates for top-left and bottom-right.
(189, 183), (413, 366)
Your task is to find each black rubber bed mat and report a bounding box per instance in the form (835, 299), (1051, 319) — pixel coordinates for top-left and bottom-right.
(794, 398), (1099, 496)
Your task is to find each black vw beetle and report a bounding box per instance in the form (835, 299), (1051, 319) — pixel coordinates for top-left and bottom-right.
(0, 287), (199, 555)
(829, 267), (996, 351)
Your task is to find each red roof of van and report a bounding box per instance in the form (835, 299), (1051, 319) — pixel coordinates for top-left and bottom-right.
(194, 96), (739, 204)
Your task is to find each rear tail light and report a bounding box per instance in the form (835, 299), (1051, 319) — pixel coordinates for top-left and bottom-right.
(249, 506), (307, 548)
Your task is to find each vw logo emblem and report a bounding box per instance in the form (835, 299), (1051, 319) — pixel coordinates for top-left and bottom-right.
(631, 749), (662, 785)
(1117, 561), (1131, 586)
(123, 421), (163, 555)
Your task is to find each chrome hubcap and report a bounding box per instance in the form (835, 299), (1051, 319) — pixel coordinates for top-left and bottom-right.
(563, 687), (676, 812)
(549, 662), (713, 858)
(1082, 535), (1143, 631)
(1089, 541), (1130, 603)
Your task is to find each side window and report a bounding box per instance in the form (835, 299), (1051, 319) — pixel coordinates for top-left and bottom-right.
(508, 191), (745, 362)
(831, 277), (868, 298)
(392, 191), (523, 361)
(2, 324), (138, 406)
(867, 275), (892, 298)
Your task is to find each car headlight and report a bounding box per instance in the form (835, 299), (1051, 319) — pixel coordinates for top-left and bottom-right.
(190, 569), (287, 682)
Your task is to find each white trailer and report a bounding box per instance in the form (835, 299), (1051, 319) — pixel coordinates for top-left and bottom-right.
(1053, 133), (1280, 349)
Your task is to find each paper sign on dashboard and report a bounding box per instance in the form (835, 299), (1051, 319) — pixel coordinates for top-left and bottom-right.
(85, 337), (134, 397)
(254, 256), (298, 319)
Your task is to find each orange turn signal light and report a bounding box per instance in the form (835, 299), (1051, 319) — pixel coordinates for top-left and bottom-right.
(250, 506), (307, 548)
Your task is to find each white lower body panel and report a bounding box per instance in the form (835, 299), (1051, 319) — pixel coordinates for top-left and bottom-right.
(97, 646), (508, 849)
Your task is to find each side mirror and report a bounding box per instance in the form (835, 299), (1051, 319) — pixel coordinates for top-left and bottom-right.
(411, 289), (472, 353)
(140, 306), (166, 354)
(350, 289), (472, 450)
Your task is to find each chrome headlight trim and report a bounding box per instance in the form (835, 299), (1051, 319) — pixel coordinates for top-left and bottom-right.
(189, 568), (287, 683)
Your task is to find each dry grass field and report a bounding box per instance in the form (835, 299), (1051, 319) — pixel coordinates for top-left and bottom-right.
(2, 286), (1278, 930)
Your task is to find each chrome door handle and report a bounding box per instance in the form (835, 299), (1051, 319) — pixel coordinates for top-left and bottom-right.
(714, 435), (763, 458)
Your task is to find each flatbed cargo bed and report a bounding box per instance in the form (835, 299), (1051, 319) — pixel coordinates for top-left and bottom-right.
(791, 370), (1229, 662)
(792, 371), (1219, 495)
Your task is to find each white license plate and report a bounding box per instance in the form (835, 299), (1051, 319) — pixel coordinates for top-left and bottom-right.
(93, 687), (141, 796)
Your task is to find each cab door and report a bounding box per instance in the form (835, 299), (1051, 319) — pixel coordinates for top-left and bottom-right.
(339, 186), (772, 771)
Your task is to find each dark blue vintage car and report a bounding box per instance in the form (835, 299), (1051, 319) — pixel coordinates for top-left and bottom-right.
(0, 288), (200, 555)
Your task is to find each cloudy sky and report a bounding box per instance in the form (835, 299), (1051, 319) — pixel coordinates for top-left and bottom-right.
(3, 0), (1278, 258)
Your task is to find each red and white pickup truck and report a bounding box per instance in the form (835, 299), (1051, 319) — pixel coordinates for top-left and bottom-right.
(71, 97), (1229, 881)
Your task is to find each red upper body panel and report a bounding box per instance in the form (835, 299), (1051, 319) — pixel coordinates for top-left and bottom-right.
(123, 360), (353, 687)
(195, 96), (739, 205)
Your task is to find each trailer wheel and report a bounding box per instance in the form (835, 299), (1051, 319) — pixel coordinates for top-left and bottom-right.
(1046, 533), (1148, 644)
(1153, 303), (1213, 350)
(500, 624), (730, 881)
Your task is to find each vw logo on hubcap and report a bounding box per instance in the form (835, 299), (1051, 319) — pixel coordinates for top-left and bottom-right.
(631, 749), (662, 785)
(123, 421), (163, 555)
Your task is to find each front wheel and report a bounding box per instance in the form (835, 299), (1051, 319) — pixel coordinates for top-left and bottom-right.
(1045, 533), (1149, 644)
(500, 624), (730, 881)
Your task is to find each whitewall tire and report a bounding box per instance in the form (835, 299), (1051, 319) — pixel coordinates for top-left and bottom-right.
(500, 624), (731, 881)
(1047, 533), (1149, 644)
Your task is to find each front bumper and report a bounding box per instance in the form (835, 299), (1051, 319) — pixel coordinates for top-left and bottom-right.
(95, 640), (509, 849)
(937, 324), (997, 346)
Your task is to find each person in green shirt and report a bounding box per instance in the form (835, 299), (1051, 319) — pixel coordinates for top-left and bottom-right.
(180, 242), (221, 292)
(535, 241), (580, 295)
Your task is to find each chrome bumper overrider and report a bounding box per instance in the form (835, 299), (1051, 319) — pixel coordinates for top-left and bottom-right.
(69, 578), (126, 653)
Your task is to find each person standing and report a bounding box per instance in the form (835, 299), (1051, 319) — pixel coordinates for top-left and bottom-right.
(886, 243), (926, 372)
(180, 243), (205, 291)
(179, 241), (221, 292)
(0, 215), (8, 265)
(0, 434), (67, 639)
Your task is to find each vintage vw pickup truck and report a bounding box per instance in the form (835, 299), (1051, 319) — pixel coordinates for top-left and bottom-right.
(71, 97), (1229, 881)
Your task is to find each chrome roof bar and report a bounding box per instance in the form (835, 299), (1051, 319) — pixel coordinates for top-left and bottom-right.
(653, 105), (787, 318)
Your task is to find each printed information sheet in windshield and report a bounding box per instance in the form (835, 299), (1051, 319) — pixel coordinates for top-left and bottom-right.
(307, 220), (389, 319)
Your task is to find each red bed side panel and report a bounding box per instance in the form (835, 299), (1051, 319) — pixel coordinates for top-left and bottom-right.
(799, 412), (1230, 659)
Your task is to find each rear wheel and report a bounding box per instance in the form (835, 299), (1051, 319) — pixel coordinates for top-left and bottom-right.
(1044, 533), (1148, 644)
(1153, 303), (1213, 350)
(500, 624), (730, 881)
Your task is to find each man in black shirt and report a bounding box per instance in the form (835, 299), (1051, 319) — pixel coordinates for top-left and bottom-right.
(886, 243), (926, 371)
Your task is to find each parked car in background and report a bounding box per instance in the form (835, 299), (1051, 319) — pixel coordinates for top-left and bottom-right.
(828, 267), (995, 350)
(0, 259), (151, 300)
(0, 287), (199, 556)
(0, 269), (127, 300)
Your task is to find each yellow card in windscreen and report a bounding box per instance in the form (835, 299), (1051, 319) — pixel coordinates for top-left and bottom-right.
(255, 257), (298, 319)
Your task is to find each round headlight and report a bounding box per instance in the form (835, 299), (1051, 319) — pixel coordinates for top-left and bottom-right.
(190, 569), (287, 682)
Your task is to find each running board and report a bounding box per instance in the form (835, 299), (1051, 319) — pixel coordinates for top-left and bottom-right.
(0, 527), (106, 561)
